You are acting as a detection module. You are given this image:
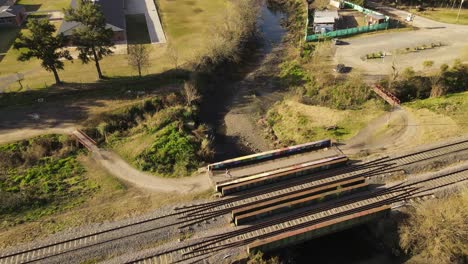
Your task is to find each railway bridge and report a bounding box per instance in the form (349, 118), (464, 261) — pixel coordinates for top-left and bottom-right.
(0, 138), (467, 264)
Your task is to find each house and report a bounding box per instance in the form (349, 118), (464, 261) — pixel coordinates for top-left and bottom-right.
(58, 0), (126, 44)
(313, 10), (340, 34)
(329, 0), (344, 9)
(0, 0), (26, 26)
(365, 13), (386, 25)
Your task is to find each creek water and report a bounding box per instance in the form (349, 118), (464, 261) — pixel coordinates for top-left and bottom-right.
(200, 2), (398, 263)
(198, 0), (286, 161)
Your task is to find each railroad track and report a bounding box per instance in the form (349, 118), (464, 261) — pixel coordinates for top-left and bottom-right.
(126, 167), (468, 264)
(387, 138), (468, 166)
(2, 140), (467, 264)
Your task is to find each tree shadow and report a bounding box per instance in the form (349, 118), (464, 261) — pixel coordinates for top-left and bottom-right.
(0, 26), (21, 63)
(338, 14), (360, 29)
(0, 68), (191, 130)
(20, 4), (42, 12)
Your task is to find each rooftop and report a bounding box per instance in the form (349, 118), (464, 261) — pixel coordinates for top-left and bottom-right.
(314, 10), (340, 24)
(0, 4), (22, 18)
(58, 0), (125, 35)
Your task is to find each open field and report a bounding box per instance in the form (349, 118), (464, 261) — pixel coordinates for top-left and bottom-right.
(0, 0), (226, 91)
(0, 151), (212, 248)
(267, 99), (385, 144)
(16, 0), (71, 11)
(405, 92), (468, 133)
(408, 7), (468, 25)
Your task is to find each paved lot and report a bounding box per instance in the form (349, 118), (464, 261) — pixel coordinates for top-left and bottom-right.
(125, 0), (166, 44)
(335, 3), (468, 81)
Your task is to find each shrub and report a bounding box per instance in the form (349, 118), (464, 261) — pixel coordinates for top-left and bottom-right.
(0, 135), (91, 219)
(399, 189), (468, 263)
(136, 122), (199, 176)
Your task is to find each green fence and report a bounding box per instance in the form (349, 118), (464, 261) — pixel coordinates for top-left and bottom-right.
(305, 1), (390, 42)
(306, 22), (389, 41)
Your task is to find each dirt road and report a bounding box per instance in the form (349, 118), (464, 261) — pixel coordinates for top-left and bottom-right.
(96, 150), (211, 193)
(335, 3), (468, 80)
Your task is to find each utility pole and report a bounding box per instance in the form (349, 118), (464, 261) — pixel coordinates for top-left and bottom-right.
(457, 0), (465, 23)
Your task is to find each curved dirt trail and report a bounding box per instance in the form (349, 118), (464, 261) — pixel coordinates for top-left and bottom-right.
(341, 106), (420, 155)
(0, 126), (76, 145)
(96, 150), (211, 193)
(0, 127), (211, 194)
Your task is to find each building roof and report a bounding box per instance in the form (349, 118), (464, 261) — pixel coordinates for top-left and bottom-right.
(314, 10), (339, 24)
(58, 0), (125, 35)
(0, 4), (23, 18)
(366, 13), (386, 20)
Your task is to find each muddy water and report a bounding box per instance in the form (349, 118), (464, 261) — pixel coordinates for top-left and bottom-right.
(198, 1), (286, 161)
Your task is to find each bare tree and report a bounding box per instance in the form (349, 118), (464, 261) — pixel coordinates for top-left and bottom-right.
(388, 54), (399, 92)
(422, 60), (447, 97)
(183, 81), (201, 106)
(128, 44), (151, 77)
(167, 45), (179, 70)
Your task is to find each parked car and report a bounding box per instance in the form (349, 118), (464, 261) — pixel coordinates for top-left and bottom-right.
(332, 38), (343, 45)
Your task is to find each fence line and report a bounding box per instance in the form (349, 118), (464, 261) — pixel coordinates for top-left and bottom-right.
(305, 1), (390, 42)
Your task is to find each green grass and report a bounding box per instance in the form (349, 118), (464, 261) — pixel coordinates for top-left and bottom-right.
(108, 105), (207, 177)
(0, 135), (98, 228)
(405, 91), (468, 131)
(409, 8), (468, 25)
(0, 0), (226, 92)
(16, 0), (71, 12)
(125, 14), (151, 44)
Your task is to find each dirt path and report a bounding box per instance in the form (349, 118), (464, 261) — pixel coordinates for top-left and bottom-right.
(0, 126), (76, 145)
(341, 106), (421, 156)
(0, 126), (211, 193)
(96, 150), (211, 193)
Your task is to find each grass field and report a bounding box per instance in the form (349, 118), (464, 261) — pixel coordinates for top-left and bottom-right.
(0, 153), (212, 248)
(409, 8), (468, 25)
(126, 14), (151, 44)
(267, 99), (385, 144)
(0, 0), (226, 91)
(405, 91), (468, 138)
(16, 0), (71, 12)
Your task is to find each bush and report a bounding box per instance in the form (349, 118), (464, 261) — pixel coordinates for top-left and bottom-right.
(390, 60), (467, 102)
(136, 122), (199, 176)
(399, 189), (468, 263)
(0, 135), (91, 220)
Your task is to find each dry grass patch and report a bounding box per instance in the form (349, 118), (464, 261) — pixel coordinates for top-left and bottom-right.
(399, 188), (468, 263)
(266, 99), (384, 144)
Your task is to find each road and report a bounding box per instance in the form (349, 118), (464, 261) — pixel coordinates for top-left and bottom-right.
(335, 3), (468, 80)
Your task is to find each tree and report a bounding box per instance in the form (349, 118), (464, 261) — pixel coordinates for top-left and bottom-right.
(422, 60), (446, 97)
(64, 0), (114, 79)
(14, 19), (72, 85)
(127, 44), (151, 77)
(183, 81), (201, 106)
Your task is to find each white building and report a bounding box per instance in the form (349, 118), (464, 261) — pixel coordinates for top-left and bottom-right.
(313, 10), (340, 34)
